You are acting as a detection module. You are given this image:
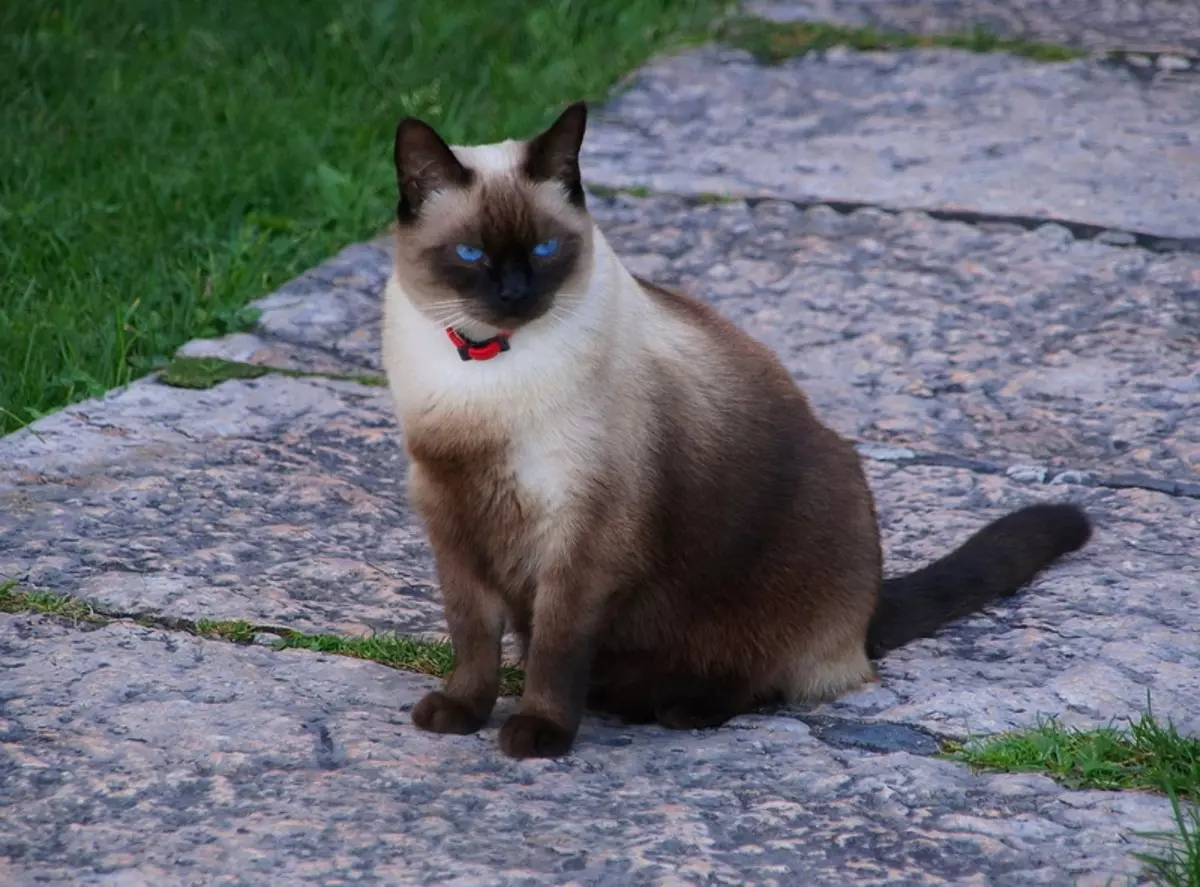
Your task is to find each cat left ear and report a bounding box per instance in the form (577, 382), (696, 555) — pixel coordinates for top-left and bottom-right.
(394, 116), (473, 223)
(523, 101), (588, 207)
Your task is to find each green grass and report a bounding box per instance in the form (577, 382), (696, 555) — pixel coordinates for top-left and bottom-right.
(718, 18), (1086, 65)
(949, 712), (1200, 885)
(158, 355), (386, 389)
(1137, 795), (1200, 887)
(0, 0), (729, 435)
(277, 631), (525, 696)
(950, 713), (1199, 796)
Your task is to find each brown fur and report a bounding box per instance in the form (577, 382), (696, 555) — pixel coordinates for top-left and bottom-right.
(385, 103), (1091, 759)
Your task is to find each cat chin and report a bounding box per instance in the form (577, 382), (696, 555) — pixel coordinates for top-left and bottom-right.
(445, 305), (556, 338)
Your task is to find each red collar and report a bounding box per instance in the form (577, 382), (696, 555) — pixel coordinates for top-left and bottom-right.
(446, 327), (511, 362)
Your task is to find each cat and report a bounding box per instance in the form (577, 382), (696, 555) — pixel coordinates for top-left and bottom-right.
(380, 101), (1092, 759)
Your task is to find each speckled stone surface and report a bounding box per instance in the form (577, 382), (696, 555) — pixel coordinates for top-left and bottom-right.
(163, 197), (1200, 486)
(0, 375), (442, 640)
(2, 368), (1196, 740)
(582, 46), (1200, 240)
(0, 614), (1182, 886)
(4, 32), (1200, 886)
(746, 0), (1200, 55)
(824, 462), (1200, 739)
(595, 195), (1200, 486)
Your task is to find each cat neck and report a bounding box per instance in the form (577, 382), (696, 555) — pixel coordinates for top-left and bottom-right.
(381, 225), (648, 422)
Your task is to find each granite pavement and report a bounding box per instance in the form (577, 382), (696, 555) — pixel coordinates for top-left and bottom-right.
(2, 7), (1198, 885)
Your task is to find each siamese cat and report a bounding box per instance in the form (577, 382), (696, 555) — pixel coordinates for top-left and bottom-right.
(381, 102), (1091, 759)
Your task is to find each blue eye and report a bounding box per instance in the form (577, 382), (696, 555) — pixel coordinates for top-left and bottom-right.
(455, 244), (484, 262)
(532, 238), (559, 257)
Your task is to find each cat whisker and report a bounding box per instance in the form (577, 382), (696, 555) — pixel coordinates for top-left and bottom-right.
(426, 305), (471, 327)
(546, 304), (587, 331)
(424, 301), (465, 319)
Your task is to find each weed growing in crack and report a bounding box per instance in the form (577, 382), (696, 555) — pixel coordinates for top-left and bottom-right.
(0, 583), (526, 695)
(947, 711), (1199, 796)
(947, 708), (1199, 885)
(158, 356), (386, 390)
(0, 581), (107, 625)
(194, 619), (259, 644)
(275, 632), (525, 696)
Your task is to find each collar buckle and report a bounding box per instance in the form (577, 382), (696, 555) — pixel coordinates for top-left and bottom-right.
(446, 328), (511, 362)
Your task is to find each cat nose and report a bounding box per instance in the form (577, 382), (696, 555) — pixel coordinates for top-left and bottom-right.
(496, 265), (533, 306)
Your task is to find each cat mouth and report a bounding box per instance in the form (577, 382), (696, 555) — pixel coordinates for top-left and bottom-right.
(469, 299), (555, 332)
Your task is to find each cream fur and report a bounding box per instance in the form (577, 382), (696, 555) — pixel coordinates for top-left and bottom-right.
(382, 145), (694, 568)
(384, 135), (883, 711)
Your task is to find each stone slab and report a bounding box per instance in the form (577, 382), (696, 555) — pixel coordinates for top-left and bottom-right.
(582, 46), (1200, 240)
(3, 193), (1197, 740)
(821, 461), (1200, 738)
(0, 375), (444, 640)
(591, 195), (1199, 485)
(0, 614), (1180, 886)
(2, 369), (1197, 739)
(746, 0), (1200, 56)
(186, 198), (1200, 485)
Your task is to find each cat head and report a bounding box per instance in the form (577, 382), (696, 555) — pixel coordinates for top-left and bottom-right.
(391, 102), (594, 333)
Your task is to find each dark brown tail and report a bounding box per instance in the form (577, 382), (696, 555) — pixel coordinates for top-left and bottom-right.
(866, 503), (1092, 659)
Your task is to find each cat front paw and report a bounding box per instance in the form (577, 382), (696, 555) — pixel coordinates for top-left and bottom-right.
(411, 690), (488, 735)
(497, 713), (576, 758)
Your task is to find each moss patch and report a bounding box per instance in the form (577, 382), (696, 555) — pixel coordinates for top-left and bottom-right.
(194, 618), (259, 644)
(719, 18), (1086, 65)
(158, 356), (386, 390)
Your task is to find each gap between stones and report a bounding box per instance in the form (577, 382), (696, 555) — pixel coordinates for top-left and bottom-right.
(157, 357), (1200, 501)
(0, 580), (935, 756)
(856, 443), (1200, 501)
(0, 580), (521, 698)
(7, 585), (1197, 876)
(5, 573), (1199, 845)
(585, 185), (1200, 255)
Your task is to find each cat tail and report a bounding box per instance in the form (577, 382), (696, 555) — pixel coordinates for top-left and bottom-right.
(866, 503), (1091, 659)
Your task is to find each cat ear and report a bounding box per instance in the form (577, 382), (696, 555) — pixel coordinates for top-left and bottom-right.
(523, 101), (588, 206)
(393, 117), (472, 222)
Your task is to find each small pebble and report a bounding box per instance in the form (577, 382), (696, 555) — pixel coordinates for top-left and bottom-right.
(1157, 54), (1193, 71)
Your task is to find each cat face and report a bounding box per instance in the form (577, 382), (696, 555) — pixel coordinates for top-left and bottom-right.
(391, 103), (594, 332)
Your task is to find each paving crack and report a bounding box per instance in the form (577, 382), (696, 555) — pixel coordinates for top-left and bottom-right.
(151, 357), (1198, 500)
(0, 580), (522, 694)
(586, 185), (1200, 254)
(855, 442), (1200, 501)
(156, 355), (386, 390)
(0, 581), (961, 759)
(726, 12), (1200, 74)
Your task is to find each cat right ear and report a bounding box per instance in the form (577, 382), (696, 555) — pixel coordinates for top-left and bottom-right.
(394, 117), (472, 223)
(523, 101), (588, 207)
